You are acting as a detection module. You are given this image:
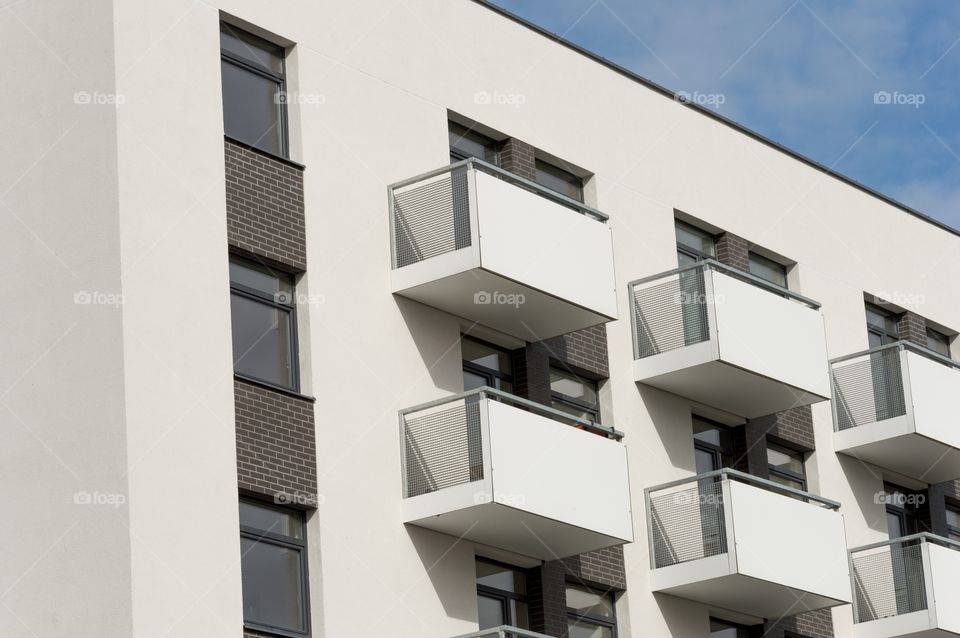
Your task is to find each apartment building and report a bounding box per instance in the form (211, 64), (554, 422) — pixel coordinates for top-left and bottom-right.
(2, 1), (960, 637)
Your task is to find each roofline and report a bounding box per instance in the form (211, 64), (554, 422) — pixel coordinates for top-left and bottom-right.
(471, 0), (960, 239)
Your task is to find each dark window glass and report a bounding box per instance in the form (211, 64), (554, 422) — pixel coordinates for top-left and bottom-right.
(748, 252), (788, 288)
(476, 559), (528, 630)
(946, 504), (960, 542)
(693, 417), (734, 472)
(566, 584), (616, 638)
(221, 23), (286, 156)
(675, 220), (715, 266)
(710, 619), (753, 638)
(883, 482), (927, 538)
(462, 337), (513, 393)
(449, 122), (500, 164)
(767, 443), (806, 495)
(927, 328), (951, 357)
(866, 303), (900, 348)
(239, 500), (308, 634)
(230, 258), (297, 390)
(550, 368), (600, 422)
(535, 159), (583, 202)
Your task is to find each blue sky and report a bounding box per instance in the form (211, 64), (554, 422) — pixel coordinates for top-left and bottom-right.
(488, 0), (960, 230)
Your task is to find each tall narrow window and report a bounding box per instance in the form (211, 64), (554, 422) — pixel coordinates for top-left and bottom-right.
(566, 584), (617, 638)
(748, 252), (788, 288)
(462, 337), (513, 393)
(946, 504), (960, 542)
(865, 303), (900, 348)
(926, 328), (951, 357)
(535, 158), (583, 202)
(675, 220), (715, 266)
(550, 367), (600, 422)
(476, 559), (528, 630)
(239, 500), (309, 634)
(693, 417), (734, 473)
(230, 257), (298, 390)
(767, 443), (806, 494)
(221, 23), (287, 156)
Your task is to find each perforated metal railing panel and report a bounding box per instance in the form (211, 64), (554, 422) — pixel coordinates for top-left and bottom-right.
(392, 168), (471, 268)
(403, 400), (482, 498)
(633, 269), (709, 359)
(650, 481), (726, 568)
(852, 543), (927, 622)
(832, 348), (906, 431)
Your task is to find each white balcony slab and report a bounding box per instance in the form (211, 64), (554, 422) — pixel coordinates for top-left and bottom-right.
(391, 165), (617, 340)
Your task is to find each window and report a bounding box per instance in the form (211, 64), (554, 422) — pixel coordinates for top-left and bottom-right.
(865, 303), (900, 348)
(550, 368), (600, 422)
(709, 619), (754, 638)
(675, 220), (716, 266)
(748, 252), (788, 288)
(566, 584), (616, 638)
(221, 23), (287, 156)
(927, 328), (951, 357)
(883, 483), (926, 538)
(476, 559), (528, 630)
(462, 337), (513, 393)
(946, 504), (960, 542)
(449, 122), (500, 164)
(535, 158), (583, 202)
(239, 500), (309, 634)
(693, 417), (734, 473)
(767, 443), (806, 494)
(230, 257), (298, 390)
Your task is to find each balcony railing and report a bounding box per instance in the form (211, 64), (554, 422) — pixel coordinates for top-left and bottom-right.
(390, 158), (606, 270)
(830, 341), (960, 483)
(645, 468), (839, 569)
(452, 626), (554, 638)
(850, 533), (960, 635)
(628, 259), (830, 417)
(401, 386), (622, 499)
(630, 258), (820, 361)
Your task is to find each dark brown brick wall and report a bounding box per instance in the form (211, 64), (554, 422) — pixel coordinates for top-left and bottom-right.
(225, 138), (307, 271)
(764, 608), (834, 638)
(543, 325), (610, 378)
(560, 546), (626, 590)
(499, 137), (537, 181)
(748, 406), (816, 453)
(235, 378), (317, 503)
(715, 231), (749, 270)
(527, 560), (567, 638)
(897, 310), (927, 346)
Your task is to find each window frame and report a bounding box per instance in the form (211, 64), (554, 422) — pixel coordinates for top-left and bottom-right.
(461, 336), (514, 392)
(475, 557), (529, 630)
(449, 121), (500, 165)
(230, 256), (300, 392)
(692, 416), (735, 472)
(926, 328), (952, 358)
(675, 219), (716, 265)
(865, 303), (900, 347)
(534, 157), (584, 203)
(747, 251), (789, 289)
(766, 442), (807, 492)
(220, 22), (289, 158)
(239, 498), (311, 637)
(549, 366), (600, 423)
(565, 583), (617, 638)
(945, 502), (960, 542)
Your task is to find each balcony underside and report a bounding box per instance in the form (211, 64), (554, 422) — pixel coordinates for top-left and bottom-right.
(835, 417), (960, 484)
(393, 261), (613, 341)
(404, 498), (629, 560)
(653, 556), (847, 620)
(634, 355), (827, 418)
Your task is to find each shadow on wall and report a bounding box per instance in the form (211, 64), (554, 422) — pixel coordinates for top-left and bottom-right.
(835, 453), (887, 535)
(636, 384), (698, 473)
(653, 592), (715, 636)
(395, 296), (464, 396)
(404, 524), (478, 623)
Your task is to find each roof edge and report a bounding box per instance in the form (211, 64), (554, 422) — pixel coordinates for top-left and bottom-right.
(471, 0), (960, 239)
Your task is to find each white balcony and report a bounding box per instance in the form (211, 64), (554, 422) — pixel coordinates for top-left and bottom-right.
(645, 469), (850, 621)
(389, 159), (617, 341)
(630, 260), (830, 418)
(851, 534), (960, 637)
(400, 387), (633, 560)
(831, 342), (960, 483)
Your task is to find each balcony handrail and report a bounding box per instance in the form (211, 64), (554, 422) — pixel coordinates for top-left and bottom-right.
(387, 157), (609, 222)
(451, 626), (554, 638)
(644, 467), (841, 510)
(829, 339), (960, 370)
(399, 386), (624, 440)
(850, 531), (960, 555)
(627, 258), (821, 310)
